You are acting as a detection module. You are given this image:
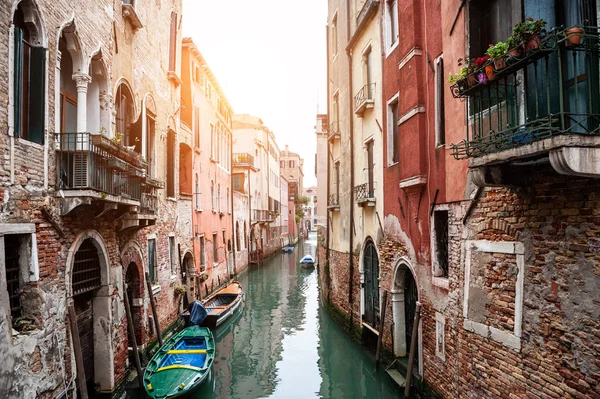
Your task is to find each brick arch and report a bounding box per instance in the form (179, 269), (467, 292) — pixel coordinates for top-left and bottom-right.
(120, 240), (145, 295)
(473, 218), (518, 240)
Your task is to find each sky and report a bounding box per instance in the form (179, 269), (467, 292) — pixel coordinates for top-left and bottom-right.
(182, 0), (328, 187)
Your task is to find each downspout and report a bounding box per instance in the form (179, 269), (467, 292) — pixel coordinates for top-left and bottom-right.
(326, 24), (331, 262)
(346, 0), (355, 323)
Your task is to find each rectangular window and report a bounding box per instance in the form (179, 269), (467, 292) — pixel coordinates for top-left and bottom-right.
(280, 160), (285, 168)
(331, 14), (338, 56)
(195, 175), (201, 210)
(385, 0), (399, 51)
(4, 235), (23, 323)
(362, 46), (373, 97)
(334, 162), (340, 200)
(433, 210), (449, 278)
(212, 233), (218, 263)
(168, 13), (177, 72)
(148, 238), (157, 283)
(169, 236), (176, 274)
(166, 130), (176, 197)
(333, 92), (339, 129)
(227, 187), (230, 213)
(193, 106), (200, 149)
(14, 27), (45, 144)
(146, 113), (156, 177)
(387, 96), (399, 165)
(366, 140), (374, 197)
(434, 56), (445, 147)
(289, 160), (295, 168)
(199, 236), (205, 266)
(210, 124), (214, 159)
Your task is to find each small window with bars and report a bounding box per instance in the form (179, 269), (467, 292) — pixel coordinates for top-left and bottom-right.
(433, 209), (449, 278)
(5, 235), (23, 324)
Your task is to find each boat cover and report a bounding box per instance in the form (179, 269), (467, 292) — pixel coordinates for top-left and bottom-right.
(188, 300), (208, 326)
(300, 255), (315, 264)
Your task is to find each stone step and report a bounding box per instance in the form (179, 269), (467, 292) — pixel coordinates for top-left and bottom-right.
(385, 368), (406, 387)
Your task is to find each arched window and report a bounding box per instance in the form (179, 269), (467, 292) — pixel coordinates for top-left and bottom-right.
(115, 83), (135, 146)
(13, 1), (46, 144)
(168, 12), (177, 72)
(235, 222), (240, 251)
(166, 129), (176, 197)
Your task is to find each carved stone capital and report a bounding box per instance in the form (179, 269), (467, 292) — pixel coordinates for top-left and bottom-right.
(72, 73), (91, 92)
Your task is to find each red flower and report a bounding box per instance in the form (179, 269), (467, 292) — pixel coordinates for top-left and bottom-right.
(475, 55), (490, 68)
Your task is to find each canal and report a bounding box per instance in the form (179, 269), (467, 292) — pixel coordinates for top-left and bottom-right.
(191, 233), (401, 398)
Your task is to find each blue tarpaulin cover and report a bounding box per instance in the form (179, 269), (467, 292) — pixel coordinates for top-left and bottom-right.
(188, 300), (208, 326)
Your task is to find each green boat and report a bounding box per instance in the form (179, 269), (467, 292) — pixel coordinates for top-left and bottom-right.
(143, 326), (215, 399)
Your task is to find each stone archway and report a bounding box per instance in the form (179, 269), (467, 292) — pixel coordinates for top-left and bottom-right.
(65, 230), (114, 391)
(181, 250), (195, 304)
(390, 257), (421, 368)
(360, 237), (380, 329)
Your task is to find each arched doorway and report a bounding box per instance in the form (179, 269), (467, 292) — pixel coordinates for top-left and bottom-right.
(391, 259), (419, 365)
(72, 239), (102, 392)
(362, 239), (380, 328)
(67, 231), (114, 392)
(181, 252), (195, 306)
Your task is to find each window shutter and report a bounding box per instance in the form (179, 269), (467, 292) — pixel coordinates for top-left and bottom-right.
(13, 27), (23, 138)
(29, 46), (46, 144)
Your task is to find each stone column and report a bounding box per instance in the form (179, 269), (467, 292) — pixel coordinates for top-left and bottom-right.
(391, 284), (407, 357)
(73, 73), (91, 133)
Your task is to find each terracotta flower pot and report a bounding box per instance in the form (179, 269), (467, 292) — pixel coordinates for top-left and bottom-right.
(525, 34), (541, 51)
(508, 46), (523, 58)
(467, 73), (478, 87)
(485, 64), (495, 80)
(566, 27), (584, 47)
(494, 56), (507, 70)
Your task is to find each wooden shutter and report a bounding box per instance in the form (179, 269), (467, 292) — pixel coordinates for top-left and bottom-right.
(29, 46), (46, 144)
(13, 27), (23, 138)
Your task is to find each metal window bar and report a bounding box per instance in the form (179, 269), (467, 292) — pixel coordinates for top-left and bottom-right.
(328, 193), (339, 206)
(354, 183), (374, 201)
(232, 153), (254, 167)
(72, 239), (102, 297)
(451, 26), (600, 159)
(5, 235), (22, 321)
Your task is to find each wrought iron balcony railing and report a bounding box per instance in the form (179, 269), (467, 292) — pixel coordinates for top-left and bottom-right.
(354, 83), (376, 115)
(233, 152), (255, 168)
(328, 121), (340, 140)
(354, 183), (375, 205)
(450, 26), (600, 160)
(251, 209), (274, 224)
(56, 132), (145, 201)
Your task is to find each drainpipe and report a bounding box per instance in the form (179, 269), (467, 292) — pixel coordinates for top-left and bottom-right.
(326, 24), (331, 262)
(230, 129), (236, 277)
(346, 0), (355, 323)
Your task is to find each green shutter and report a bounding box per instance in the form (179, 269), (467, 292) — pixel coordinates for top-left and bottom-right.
(13, 26), (23, 138)
(29, 46), (46, 144)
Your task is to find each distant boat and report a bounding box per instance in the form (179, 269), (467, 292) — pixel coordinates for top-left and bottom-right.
(143, 326), (214, 399)
(201, 281), (244, 329)
(300, 254), (316, 268)
(282, 246), (294, 253)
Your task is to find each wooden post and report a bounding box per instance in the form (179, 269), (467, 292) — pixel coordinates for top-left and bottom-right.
(374, 290), (388, 371)
(404, 302), (422, 398)
(67, 302), (88, 399)
(145, 272), (163, 347)
(123, 284), (144, 390)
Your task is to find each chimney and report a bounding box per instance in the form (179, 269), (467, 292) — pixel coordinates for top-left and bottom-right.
(285, 145), (289, 153)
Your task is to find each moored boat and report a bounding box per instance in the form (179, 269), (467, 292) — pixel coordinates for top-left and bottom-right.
(143, 326), (215, 399)
(202, 281), (244, 329)
(300, 254), (316, 269)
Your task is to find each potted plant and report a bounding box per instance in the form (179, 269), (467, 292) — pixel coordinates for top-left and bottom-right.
(486, 41), (510, 71)
(565, 25), (584, 46)
(507, 32), (524, 59)
(522, 17), (547, 51)
(475, 55), (490, 83)
(448, 66), (468, 91)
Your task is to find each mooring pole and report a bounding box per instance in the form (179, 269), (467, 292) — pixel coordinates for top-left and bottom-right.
(123, 284), (144, 390)
(404, 302), (422, 397)
(375, 290), (388, 371)
(67, 302), (88, 399)
(145, 272), (163, 347)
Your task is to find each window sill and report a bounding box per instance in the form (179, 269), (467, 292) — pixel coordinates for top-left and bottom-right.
(195, 208), (203, 213)
(151, 284), (161, 296)
(16, 137), (44, 150)
(385, 40), (399, 58)
(387, 161), (399, 168)
(167, 197), (177, 203)
(210, 157), (217, 163)
(194, 147), (201, 155)
(432, 276), (449, 290)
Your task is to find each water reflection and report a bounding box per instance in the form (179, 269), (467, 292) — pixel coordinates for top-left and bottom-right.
(178, 234), (399, 398)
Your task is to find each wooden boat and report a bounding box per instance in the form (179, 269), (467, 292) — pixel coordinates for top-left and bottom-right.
(300, 254), (316, 269)
(202, 281), (244, 329)
(143, 326), (215, 399)
(282, 246), (294, 253)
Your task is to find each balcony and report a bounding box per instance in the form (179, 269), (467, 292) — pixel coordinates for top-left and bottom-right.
(122, 0), (143, 30)
(55, 132), (159, 217)
(354, 183), (375, 207)
(233, 152), (257, 171)
(251, 209), (275, 224)
(328, 121), (340, 141)
(327, 193), (340, 211)
(354, 83), (375, 116)
(449, 26), (600, 182)
(356, 0), (379, 28)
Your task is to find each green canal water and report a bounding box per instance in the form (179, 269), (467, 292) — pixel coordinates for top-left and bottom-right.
(136, 233), (401, 398)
